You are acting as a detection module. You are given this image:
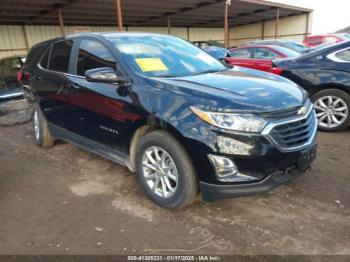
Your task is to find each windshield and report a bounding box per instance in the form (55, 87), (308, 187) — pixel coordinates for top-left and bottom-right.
(274, 46), (301, 58)
(285, 42), (309, 53)
(107, 34), (226, 77)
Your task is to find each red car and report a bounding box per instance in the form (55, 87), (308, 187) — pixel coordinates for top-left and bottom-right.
(225, 45), (300, 74)
(305, 34), (350, 48)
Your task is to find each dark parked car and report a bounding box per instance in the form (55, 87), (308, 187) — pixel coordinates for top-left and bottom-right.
(246, 40), (310, 53)
(202, 46), (230, 62)
(273, 41), (350, 132)
(21, 33), (317, 208)
(0, 55), (25, 100)
(192, 40), (225, 48)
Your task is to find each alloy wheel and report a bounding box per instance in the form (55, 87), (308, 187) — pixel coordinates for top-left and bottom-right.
(141, 146), (178, 198)
(314, 96), (348, 129)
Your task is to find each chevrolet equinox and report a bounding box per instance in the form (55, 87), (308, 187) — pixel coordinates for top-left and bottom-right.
(20, 33), (317, 208)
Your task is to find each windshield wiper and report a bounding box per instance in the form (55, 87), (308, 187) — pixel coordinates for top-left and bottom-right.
(156, 74), (180, 78)
(192, 69), (227, 76)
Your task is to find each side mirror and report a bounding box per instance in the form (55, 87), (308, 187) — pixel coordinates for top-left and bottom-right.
(85, 67), (129, 84)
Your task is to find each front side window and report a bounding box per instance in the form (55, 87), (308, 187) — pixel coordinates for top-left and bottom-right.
(49, 40), (73, 73)
(107, 35), (226, 77)
(230, 48), (252, 58)
(76, 39), (116, 76)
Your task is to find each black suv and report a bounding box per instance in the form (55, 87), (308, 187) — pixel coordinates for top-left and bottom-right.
(21, 33), (317, 208)
(0, 55), (25, 100)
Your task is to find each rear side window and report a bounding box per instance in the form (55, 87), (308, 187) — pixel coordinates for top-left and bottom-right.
(49, 40), (73, 73)
(252, 48), (279, 59)
(40, 49), (50, 69)
(336, 49), (350, 61)
(76, 39), (116, 76)
(230, 48), (252, 58)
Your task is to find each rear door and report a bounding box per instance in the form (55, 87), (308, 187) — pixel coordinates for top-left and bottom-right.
(251, 47), (280, 72)
(226, 48), (255, 68)
(33, 39), (78, 131)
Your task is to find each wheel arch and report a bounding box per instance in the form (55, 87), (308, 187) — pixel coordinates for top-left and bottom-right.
(128, 117), (190, 172)
(309, 83), (350, 97)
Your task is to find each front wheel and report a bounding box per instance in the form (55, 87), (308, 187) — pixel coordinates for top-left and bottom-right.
(135, 130), (198, 209)
(311, 89), (350, 132)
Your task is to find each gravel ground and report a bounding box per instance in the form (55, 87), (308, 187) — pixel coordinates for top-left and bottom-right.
(0, 123), (349, 255)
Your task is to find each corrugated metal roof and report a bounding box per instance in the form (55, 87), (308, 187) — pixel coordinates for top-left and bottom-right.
(0, 0), (312, 28)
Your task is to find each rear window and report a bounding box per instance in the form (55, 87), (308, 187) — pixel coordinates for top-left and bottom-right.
(309, 37), (322, 45)
(273, 46), (300, 58)
(335, 48), (350, 62)
(25, 45), (47, 66)
(285, 42), (309, 53)
(48, 40), (73, 73)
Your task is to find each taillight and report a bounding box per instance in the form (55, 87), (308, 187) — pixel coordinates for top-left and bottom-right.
(17, 70), (23, 83)
(271, 67), (282, 75)
(18, 71), (30, 85)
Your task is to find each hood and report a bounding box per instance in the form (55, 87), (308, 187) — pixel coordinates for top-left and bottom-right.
(150, 67), (305, 113)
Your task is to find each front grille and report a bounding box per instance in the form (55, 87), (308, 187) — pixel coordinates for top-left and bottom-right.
(265, 109), (317, 151)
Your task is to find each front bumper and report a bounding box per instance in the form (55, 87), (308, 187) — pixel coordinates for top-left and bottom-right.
(200, 165), (310, 202)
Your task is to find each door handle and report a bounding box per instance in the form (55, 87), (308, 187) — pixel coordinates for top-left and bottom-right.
(63, 83), (80, 89)
(36, 76), (42, 81)
(71, 83), (80, 89)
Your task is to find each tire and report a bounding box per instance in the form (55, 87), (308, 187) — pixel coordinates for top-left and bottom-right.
(33, 104), (54, 148)
(311, 89), (350, 132)
(135, 130), (198, 209)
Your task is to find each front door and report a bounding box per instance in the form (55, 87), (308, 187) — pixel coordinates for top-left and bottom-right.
(65, 38), (140, 153)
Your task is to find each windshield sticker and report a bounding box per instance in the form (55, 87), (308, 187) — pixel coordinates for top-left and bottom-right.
(196, 52), (217, 65)
(135, 58), (168, 72)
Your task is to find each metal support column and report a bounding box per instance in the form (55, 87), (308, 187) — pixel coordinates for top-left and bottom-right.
(167, 16), (171, 34)
(22, 25), (29, 50)
(275, 8), (280, 39)
(224, 0), (231, 48)
(58, 9), (65, 36)
(115, 0), (123, 31)
(305, 12), (310, 42)
(261, 20), (265, 40)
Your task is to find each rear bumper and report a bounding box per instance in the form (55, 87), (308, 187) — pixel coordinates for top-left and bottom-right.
(200, 166), (308, 202)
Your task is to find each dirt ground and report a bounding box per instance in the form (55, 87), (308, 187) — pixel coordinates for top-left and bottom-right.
(0, 123), (349, 255)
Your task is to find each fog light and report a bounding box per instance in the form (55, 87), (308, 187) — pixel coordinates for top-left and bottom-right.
(208, 155), (258, 182)
(217, 136), (253, 155)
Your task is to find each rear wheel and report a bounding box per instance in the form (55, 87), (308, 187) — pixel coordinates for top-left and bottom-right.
(33, 104), (54, 148)
(312, 89), (350, 132)
(135, 130), (198, 209)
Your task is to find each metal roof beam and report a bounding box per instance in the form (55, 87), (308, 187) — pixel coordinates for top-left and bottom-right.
(30, 0), (82, 21)
(139, 0), (225, 23)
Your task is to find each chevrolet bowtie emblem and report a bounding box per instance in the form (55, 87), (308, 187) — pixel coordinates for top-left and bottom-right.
(298, 106), (307, 116)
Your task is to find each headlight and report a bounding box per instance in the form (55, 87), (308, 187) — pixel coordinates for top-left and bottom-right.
(191, 107), (268, 133)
